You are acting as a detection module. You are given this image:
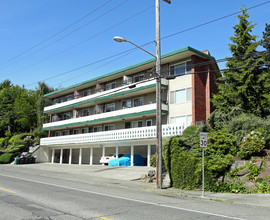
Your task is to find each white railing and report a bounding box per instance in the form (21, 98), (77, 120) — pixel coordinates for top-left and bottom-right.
(43, 103), (168, 129)
(40, 124), (185, 146)
(44, 78), (168, 113)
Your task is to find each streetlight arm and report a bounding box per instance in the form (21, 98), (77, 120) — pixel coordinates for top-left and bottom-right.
(126, 40), (157, 58)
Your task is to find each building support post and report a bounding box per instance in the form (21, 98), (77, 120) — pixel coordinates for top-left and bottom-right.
(116, 146), (119, 158)
(60, 149), (63, 164)
(90, 148), (93, 165)
(131, 145), (134, 167)
(147, 144), (151, 167)
(69, 148), (72, 165)
(79, 148), (82, 165)
(51, 149), (55, 164)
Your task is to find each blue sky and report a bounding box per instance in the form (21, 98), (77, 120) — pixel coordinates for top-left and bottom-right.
(0, 0), (269, 90)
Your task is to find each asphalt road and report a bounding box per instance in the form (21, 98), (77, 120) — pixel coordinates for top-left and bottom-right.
(0, 165), (270, 220)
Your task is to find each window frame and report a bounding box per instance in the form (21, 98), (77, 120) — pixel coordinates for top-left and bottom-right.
(133, 97), (144, 107)
(132, 120), (143, 128)
(106, 82), (116, 91)
(146, 119), (152, 127)
(104, 124), (114, 131)
(133, 74), (144, 83)
(170, 87), (192, 104)
(122, 100), (132, 108)
(169, 60), (192, 76)
(105, 103), (115, 112)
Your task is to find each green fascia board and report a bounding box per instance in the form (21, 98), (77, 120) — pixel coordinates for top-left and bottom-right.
(43, 109), (168, 130)
(44, 46), (215, 97)
(44, 83), (168, 114)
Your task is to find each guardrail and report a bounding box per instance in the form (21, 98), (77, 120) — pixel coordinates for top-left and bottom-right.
(40, 124), (185, 146)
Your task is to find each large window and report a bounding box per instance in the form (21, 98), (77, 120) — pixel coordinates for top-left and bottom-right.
(122, 100), (131, 108)
(82, 109), (90, 117)
(169, 61), (191, 76)
(105, 103), (115, 112)
(133, 98), (143, 107)
(133, 75), (144, 83)
(104, 124), (114, 131)
(106, 82), (116, 90)
(170, 88), (192, 104)
(170, 115), (192, 127)
(132, 121), (143, 128)
(94, 126), (102, 132)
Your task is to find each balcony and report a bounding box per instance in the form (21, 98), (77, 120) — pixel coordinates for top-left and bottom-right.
(44, 78), (168, 114)
(43, 103), (168, 130)
(40, 124), (184, 146)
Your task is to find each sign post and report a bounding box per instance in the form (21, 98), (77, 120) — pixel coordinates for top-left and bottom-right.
(200, 132), (208, 197)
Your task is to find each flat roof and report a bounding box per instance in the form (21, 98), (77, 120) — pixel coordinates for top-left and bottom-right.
(44, 46), (217, 98)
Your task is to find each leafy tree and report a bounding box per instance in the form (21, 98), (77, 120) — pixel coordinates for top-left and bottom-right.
(211, 8), (267, 127)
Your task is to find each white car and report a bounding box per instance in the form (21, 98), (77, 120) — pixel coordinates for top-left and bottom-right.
(100, 154), (124, 165)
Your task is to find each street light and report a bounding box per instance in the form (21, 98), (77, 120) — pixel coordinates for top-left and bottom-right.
(114, 0), (170, 189)
(114, 35), (162, 188)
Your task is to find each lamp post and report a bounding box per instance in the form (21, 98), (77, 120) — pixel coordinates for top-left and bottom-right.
(114, 0), (170, 189)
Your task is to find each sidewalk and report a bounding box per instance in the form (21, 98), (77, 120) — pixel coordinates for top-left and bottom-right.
(6, 163), (270, 208)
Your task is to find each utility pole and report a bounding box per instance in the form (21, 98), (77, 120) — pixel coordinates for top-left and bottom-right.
(156, 0), (171, 189)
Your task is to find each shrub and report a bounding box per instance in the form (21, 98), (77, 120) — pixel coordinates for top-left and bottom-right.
(237, 130), (266, 159)
(0, 137), (10, 148)
(206, 130), (237, 156)
(6, 145), (25, 154)
(150, 153), (157, 167)
(0, 153), (14, 164)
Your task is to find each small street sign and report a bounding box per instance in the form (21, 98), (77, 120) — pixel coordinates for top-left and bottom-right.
(200, 132), (208, 148)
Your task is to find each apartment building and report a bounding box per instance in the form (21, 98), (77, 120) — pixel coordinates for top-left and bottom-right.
(38, 46), (219, 166)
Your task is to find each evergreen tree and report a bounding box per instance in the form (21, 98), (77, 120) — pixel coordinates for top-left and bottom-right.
(211, 8), (266, 128)
(260, 23), (270, 116)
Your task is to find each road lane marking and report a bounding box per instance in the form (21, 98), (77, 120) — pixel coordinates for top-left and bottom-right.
(0, 173), (246, 220)
(0, 187), (16, 194)
(96, 216), (112, 220)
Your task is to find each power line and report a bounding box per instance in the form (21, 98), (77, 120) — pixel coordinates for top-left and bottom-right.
(2, 4), (153, 82)
(0, 50), (268, 120)
(23, 0), (270, 89)
(0, 0), (114, 68)
(0, 0), (128, 73)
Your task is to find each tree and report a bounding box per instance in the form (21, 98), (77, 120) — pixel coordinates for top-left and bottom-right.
(210, 8), (267, 128)
(260, 23), (270, 116)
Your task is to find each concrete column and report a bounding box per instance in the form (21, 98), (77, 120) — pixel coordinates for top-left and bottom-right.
(131, 145), (134, 167)
(147, 144), (151, 167)
(79, 148), (82, 165)
(102, 145), (105, 157)
(69, 148), (72, 165)
(116, 146), (119, 158)
(51, 149), (55, 164)
(60, 149), (63, 164)
(90, 148), (93, 165)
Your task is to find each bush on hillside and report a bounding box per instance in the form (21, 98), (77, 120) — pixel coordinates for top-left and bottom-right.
(0, 153), (14, 164)
(237, 130), (266, 159)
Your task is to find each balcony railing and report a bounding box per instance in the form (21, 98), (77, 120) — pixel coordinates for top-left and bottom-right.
(44, 78), (168, 113)
(40, 124), (185, 146)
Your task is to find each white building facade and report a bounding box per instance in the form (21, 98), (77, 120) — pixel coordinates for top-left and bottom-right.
(39, 46), (219, 166)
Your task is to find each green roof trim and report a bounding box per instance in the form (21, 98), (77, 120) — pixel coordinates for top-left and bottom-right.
(44, 83), (168, 114)
(44, 46), (215, 97)
(43, 109), (168, 130)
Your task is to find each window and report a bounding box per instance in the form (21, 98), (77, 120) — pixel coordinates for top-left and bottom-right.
(169, 61), (191, 76)
(63, 112), (71, 120)
(122, 100), (131, 108)
(62, 130), (69, 136)
(83, 90), (91, 97)
(82, 109), (90, 116)
(170, 88), (192, 104)
(73, 129), (79, 135)
(94, 126), (102, 132)
(104, 124), (114, 131)
(89, 127), (93, 133)
(132, 121), (143, 128)
(134, 75), (144, 83)
(105, 103), (115, 112)
(170, 114), (192, 127)
(133, 98), (143, 107)
(65, 95), (72, 101)
(106, 82), (116, 90)
(125, 122), (131, 129)
(81, 128), (88, 134)
(146, 119), (152, 127)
